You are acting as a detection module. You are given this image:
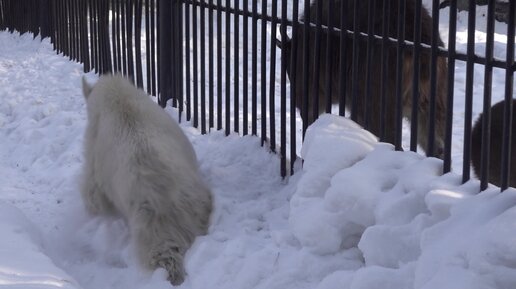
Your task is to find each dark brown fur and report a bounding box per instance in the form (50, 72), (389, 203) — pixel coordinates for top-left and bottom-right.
(282, 0), (448, 158)
(471, 99), (516, 188)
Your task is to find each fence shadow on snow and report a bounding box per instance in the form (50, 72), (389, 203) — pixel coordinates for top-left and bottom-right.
(0, 0), (515, 191)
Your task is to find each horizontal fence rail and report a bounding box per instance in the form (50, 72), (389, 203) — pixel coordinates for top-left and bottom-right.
(0, 0), (515, 191)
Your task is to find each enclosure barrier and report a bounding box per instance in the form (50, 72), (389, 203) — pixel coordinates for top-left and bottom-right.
(0, 0), (515, 191)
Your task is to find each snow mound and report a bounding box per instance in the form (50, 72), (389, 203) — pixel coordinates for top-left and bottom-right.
(290, 114), (516, 288)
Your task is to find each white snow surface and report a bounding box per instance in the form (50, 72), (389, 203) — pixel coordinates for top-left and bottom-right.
(2, 6), (516, 289)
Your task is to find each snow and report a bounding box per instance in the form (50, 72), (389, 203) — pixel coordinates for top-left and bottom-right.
(1, 3), (516, 289)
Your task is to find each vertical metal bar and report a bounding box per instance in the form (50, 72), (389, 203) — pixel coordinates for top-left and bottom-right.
(428, 0), (440, 157)
(251, 0), (257, 135)
(97, 0), (106, 74)
(290, 0), (299, 174)
(242, 0), (248, 135)
(171, 1), (178, 110)
(102, 0), (109, 73)
(115, 0), (122, 72)
(97, 0), (103, 72)
(51, 0), (58, 51)
(10, 0), (15, 33)
(178, 1), (184, 119)
(35, 0), (40, 36)
(311, 0), (322, 125)
(200, 0), (207, 133)
(208, 0), (214, 130)
(135, 0), (144, 87)
(324, 0), (334, 114)
(90, 0), (97, 72)
(81, 0), (91, 72)
(171, 0), (178, 111)
(9, 0), (14, 33)
(269, 0), (278, 151)
(78, 0), (83, 62)
(14, 0), (19, 33)
(70, 0), (76, 61)
(144, 0), (151, 91)
(225, 0), (231, 135)
(77, 0), (83, 63)
(156, 0), (160, 92)
(6, 0), (11, 33)
(395, 0), (406, 151)
(39, 0), (50, 39)
(34, 0), (39, 35)
(21, 0), (25, 34)
(112, 0), (118, 72)
(4, 0), (8, 30)
(380, 0), (390, 141)
(193, 0), (199, 125)
(501, 0), (515, 190)
(127, 0), (135, 82)
(260, 0), (267, 143)
(185, 1), (191, 119)
(0, 0), (3, 30)
(28, 0), (33, 34)
(97, 0), (103, 73)
(350, 0), (360, 122)
(121, 0), (128, 75)
(364, 0), (374, 129)
(234, 0), (240, 133)
(75, 0), (80, 62)
(410, 0), (422, 152)
(444, 0), (457, 174)
(217, 0), (222, 130)
(175, 1), (183, 116)
(302, 0), (310, 137)
(280, 0), (287, 177)
(150, 0), (157, 96)
(158, 0), (171, 106)
(55, 0), (62, 53)
(462, 0), (476, 183)
(338, 0), (348, 117)
(19, 0), (24, 35)
(7, 0), (13, 33)
(73, 0), (78, 62)
(18, 0), (22, 33)
(37, 0), (42, 36)
(64, 0), (70, 59)
(104, 0), (113, 73)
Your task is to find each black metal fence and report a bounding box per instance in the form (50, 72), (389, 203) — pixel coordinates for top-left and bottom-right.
(0, 0), (515, 191)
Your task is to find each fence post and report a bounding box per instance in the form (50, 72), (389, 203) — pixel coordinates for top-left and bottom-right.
(39, 0), (51, 39)
(158, 0), (172, 107)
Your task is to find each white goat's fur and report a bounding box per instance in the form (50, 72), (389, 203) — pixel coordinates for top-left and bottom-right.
(80, 74), (212, 285)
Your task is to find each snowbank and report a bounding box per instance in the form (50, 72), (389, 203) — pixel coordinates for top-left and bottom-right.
(290, 114), (516, 289)
(0, 202), (80, 289)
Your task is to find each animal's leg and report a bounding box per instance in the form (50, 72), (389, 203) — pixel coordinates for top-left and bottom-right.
(131, 202), (191, 285)
(80, 170), (115, 215)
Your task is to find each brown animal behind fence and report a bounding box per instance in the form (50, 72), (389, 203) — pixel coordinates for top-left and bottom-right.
(471, 99), (516, 188)
(279, 0), (448, 158)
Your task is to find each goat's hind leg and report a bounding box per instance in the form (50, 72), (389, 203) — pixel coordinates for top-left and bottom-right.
(80, 169), (115, 215)
(131, 202), (190, 285)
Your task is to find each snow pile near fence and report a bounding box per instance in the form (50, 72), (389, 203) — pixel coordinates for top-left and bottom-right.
(291, 114), (516, 289)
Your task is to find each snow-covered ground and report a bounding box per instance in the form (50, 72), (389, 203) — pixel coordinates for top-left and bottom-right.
(1, 3), (516, 289)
